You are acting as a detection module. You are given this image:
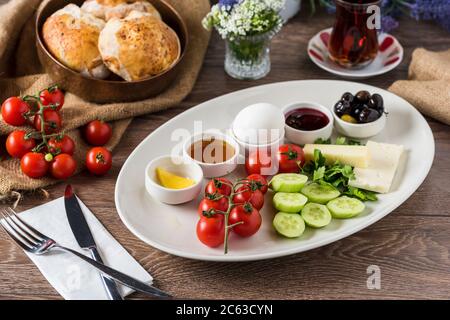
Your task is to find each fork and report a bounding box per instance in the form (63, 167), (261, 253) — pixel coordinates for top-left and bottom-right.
(0, 207), (171, 299)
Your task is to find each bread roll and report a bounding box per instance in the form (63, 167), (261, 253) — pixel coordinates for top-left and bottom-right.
(42, 4), (110, 79)
(98, 11), (180, 81)
(81, 0), (161, 21)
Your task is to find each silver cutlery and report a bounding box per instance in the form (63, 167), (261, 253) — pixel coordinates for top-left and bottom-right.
(0, 207), (171, 299)
(64, 185), (123, 300)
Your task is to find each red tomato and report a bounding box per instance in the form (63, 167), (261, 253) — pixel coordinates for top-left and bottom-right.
(277, 144), (305, 173)
(233, 186), (264, 210)
(84, 120), (112, 146)
(86, 147), (112, 175)
(6, 130), (36, 158)
(50, 154), (77, 179)
(229, 203), (262, 237)
(246, 174), (268, 194)
(48, 135), (75, 155)
(34, 109), (62, 134)
(198, 197), (229, 217)
(196, 214), (225, 248)
(39, 87), (64, 111)
(1, 97), (30, 126)
(205, 177), (232, 196)
(20, 152), (49, 178)
(245, 149), (276, 176)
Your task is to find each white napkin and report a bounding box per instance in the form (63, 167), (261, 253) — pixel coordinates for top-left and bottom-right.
(16, 197), (152, 300)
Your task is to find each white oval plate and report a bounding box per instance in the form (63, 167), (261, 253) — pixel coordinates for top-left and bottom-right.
(307, 28), (404, 79)
(115, 80), (434, 262)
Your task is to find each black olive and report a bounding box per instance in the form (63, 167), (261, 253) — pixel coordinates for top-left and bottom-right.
(351, 103), (365, 118)
(368, 93), (384, 112)
(341, 92), (354, 103)
(334, 100), (352, 117)
(355, 90), (371, 103)
(359, 107), (380, 123)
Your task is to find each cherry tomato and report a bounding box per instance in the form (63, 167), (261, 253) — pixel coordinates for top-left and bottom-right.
(84, 120), (112, 146)
(196, 214), (225, 248)
(233, 185), (264, 210)
(277, 144), (305, 173)
(229, 203), (262, 237)
(246, 174), (268, 194)
(205, 177), (232, 197)
(6, 130), (36, 158)
(34, 109), (62, 134)
(50, 153), (77, 179)
(39, 87), (64, 111)
(20, 152), (49, 179)
(1, 97), (30, 126)
(198, 197), (229, 217)
(48, 135), (75, 155)
(245, 149), (276, 176)
(86, 147), (112, 175)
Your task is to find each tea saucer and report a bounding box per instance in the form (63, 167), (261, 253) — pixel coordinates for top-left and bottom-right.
(307, 28), (403, 79)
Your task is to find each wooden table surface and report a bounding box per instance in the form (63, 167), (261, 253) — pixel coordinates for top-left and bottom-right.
(1, 9), (450, 300)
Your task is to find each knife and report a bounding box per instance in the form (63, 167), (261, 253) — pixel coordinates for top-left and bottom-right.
(64, 184), (123, 300)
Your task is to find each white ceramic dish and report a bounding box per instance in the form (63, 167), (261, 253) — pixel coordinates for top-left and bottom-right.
(232, 131), (284, 157)
(115, 80), (434, 262)
(144, 155), (203, 204)
(283, 101), (333, 145)
(333, 110), (387, 139)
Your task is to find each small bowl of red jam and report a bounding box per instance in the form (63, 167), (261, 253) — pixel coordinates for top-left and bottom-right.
(282, 102), (333, 145)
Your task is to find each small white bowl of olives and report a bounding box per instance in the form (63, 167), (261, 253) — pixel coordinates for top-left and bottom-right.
(332, 90), (387, 139)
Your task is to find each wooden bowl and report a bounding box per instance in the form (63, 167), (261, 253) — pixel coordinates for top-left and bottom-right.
(36, 0), (188, 103)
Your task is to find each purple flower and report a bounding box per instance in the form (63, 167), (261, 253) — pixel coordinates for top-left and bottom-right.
(409, 0), (450, 31)
(381, 15), (400, 33)
(219, 0), (241, 7)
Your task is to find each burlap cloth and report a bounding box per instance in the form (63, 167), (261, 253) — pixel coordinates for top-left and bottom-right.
(0, 0), (211, 196)
(389, 48), (450, 126)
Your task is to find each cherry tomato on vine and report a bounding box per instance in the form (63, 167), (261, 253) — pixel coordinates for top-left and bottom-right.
(197, 197), (229, 217)
(204, 177), (232, 197)
(1, 97), (30, 126)
(196, 214), (225, 248)
(245, 149), (276, 176)
(20, 152), (49, 179)
(39, 87), (64, 111)
(245, 174), (268, 194)
(6, 130), (36, 158)
(233, 185), (264, 210)
(84, 120), (112, 146)
(277, 144), (305, 173)
(48, 135), (75, 155)
(34, 109), (62, 134)
(86, 147), (112, 175)
(229, 203), (261, 237)
(50, 153), (77, 179)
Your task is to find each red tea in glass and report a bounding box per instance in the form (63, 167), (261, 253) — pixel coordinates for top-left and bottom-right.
(329, 0), (380, 68)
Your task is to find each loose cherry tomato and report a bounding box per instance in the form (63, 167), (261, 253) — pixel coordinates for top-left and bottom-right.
(205, 177), (232, 197)
(20, 152), (48, 178)
(86, 147), (112, 175)
(198, 196), (229, 217)
(50, 153), (77, 179)
(277, 144), (305, 173)
(245, 149), (276, 176)
(1, 97), (30, 126)
(246, 174), (268, 194)
(84, 120), (112, 146)
(233, 185), (264, 210)
(48, 135), (75, 155)
(39, 87), (65, 111)
(196, 214), (225, 248)
(229, 203), (262, 237)
(34, 109), (62, 134)
(6, 130), (36, 158)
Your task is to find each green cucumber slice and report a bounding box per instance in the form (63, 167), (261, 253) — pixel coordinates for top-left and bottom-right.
(273, 212), (305, 238)
(270, 174), (308, 193)
(273, 192), (308, 213)
(327, 196), (365, 218)
(301, 203), (332, 228)
(301, 183), (340, 204)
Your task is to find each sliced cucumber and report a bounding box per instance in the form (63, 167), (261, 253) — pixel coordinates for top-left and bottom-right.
(273, 192), (308, 213)
(301, 183), (340, 204)
(327, 196), (365, 218)
(301, 203), (332, 228)
(270, 173), (308, 193)
(273, 212), (305, 238)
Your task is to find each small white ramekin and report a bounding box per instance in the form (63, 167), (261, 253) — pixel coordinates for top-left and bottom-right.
(333, 110), (387, 139)
(183, 132), (239, 178)
(232, 131), (284, 157)
(282, 101), (333, 145)
(145, 155), (203, 205)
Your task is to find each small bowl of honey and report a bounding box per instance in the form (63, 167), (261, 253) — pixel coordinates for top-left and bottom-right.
(183, 132), (240, 178)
